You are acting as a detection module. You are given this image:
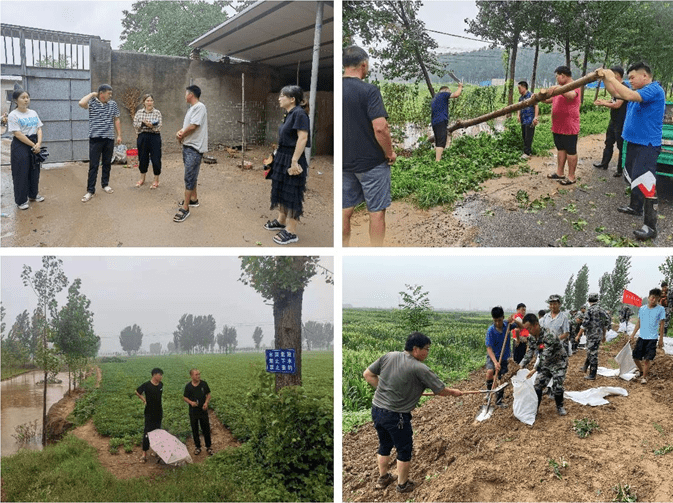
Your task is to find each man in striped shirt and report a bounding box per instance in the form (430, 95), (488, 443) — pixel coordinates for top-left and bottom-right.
(79, 84), (122, 202)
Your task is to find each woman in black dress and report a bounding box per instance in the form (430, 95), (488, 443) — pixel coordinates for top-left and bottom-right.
(264, 85), (310, 245)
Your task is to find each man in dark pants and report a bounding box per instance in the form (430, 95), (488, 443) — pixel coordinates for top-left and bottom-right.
(79, 84), (121, 202)
(516, 81), (539, 158)
(599, 63), (666, 240)
(183, 368), (213, 456)
(593, 66), (628, 177)
(430, 83), (463, 161)
(135, 368), (163, 463)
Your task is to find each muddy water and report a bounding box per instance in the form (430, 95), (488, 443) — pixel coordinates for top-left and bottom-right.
(1, 370), (70, 456)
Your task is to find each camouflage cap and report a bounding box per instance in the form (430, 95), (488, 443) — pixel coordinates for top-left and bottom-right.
(588, 292), (599, 302)
(546, 294), (561, 303)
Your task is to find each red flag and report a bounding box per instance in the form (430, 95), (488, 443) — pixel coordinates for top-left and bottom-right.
(623, 290), (643, 307)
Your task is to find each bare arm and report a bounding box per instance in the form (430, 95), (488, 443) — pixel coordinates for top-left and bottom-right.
(79, 91), (97, 109)
(363, 368), (379, 388)
(372, 117), (396, 164)
(659, 320), (665, 348)
(177, 123), (198, 143)
(563, 89), (578, 101)
(630, 319), (641, 338)
(450, 84), (463, 98)
(203, 392), (211, 410)
(183, 396), (196, 406)
(135, 391), (146, 404)
(437, 387), (463, 397)
(114, 117), (122, 144)
(598, 68), (643, 102)
(12, 130), (39, 149)
(559, 331), (569, 341)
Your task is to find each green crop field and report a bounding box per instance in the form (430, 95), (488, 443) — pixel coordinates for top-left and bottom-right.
(2, 351), (333, 502)
(343, 308), (490, 432)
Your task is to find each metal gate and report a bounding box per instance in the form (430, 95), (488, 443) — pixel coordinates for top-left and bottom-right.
(1, 24), (93, 163)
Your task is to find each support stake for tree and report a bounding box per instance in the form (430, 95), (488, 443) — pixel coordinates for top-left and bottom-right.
(447, 71), (600, 133)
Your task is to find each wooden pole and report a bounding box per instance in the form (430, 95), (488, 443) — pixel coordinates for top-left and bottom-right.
(448, 71), (600, 133)
(241, 73), (245, 168)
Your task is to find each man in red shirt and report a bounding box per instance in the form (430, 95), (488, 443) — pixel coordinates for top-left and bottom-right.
(512, 302), (530, 364)
(540, 66), (581, 185)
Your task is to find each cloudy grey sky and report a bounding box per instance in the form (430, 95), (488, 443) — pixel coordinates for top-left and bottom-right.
(343, 254), (671, 312)
(418, 1), (489, 52)
(1, 0), (239, 50)
(1, 256), (333, 353)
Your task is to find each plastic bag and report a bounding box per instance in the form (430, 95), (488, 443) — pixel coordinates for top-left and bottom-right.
(614, 341), (637, 376)
(511, 369), (538, 426)
(113, 144), (127, 164)
(564, 387), (628, 406)
(605, 329), (619, 342)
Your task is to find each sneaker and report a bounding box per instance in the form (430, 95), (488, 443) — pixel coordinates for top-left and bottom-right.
(557, 406), (567, 416)
(521, 154), (530, 159)
(264, 219), (286, 231)
(18, 202), (29, 210)
(396, 480), (415, 493)
(82, 192), (94, 202)
(173, 208), (190, 222)
(103, 186), (114, 194)
(273, 229), (298, 245)
(29, 195), (45, 202)
(640, 377), (647, 384)
(194, 448), (201, 455)
(179, 199), (200, 207)
(375, 473), (397, 489)
(206, 447), (214, 456)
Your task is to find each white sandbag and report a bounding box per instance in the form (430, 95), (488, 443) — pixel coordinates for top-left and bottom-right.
(618, 322), (635, 333)
(615, 341), (637, 375)
(564, 386), (628, 406)
(596, 367), (619, 377)
(605, 329), (619, 342)
(664, 337), (673, 355)
(511, 369), (538, 426)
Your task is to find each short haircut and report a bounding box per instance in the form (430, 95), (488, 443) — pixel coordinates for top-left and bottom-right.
(186, 85), (201, 99)
(517, 81), (528, 89)
(404, 331), (431, 352)
(610, 66), (624, 78)
(189, 368), (199, 376)
(627, 62), (652, 76)
(661, 281), (668, 287)
(280, 85), (309, 113)
(343, 45), (368, 68)
(537, 309), (546, 318)
(12, 89), (29, 101)
(439, 86), (450, 92)
(98, 84), (112, 93)
(522, 313), (539, 325)
(649, 288), (662, 298)
(554, 66), (572, 77)
(491, 306), (504, 319)
(151, 368), (163, 376)
(516, 303), (526, 310)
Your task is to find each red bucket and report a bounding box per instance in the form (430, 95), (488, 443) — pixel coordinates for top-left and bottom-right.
(126, 148), (138, 156)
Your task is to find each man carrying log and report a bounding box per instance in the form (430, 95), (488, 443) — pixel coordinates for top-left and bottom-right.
(599, 63), (666, 240)
(540, 66), (581, 185)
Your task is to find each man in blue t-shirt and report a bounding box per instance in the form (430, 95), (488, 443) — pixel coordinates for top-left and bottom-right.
(516, 81), (539, 158)
(598, 63), (666, 240)
(484, 306), (514, 407)
(343, 46), (396, 247)
(630, 288), (666, 384)
(430, 83), (462, 161)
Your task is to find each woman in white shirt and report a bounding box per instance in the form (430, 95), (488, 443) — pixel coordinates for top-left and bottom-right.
(8, 90), (44, 210)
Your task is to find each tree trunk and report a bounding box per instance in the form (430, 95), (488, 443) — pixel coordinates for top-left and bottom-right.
(448, 71), (600, 133)
(502, 48), (510, 102)
(565, 38), (571, 68)
(273, 287), (304, 391)
(507, 32), (520, 107)
(595, 49), (609, 101)
(531, 36), (540, 92)
(580, 44), (590, 103)
(396, 1), (435, 97)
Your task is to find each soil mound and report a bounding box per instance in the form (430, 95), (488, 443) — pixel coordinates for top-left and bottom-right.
(343, 334), (673, 502)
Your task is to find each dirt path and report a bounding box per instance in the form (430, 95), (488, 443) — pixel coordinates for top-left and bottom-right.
(1, 142), (333, 247)
(343, 334), (673, 502)
(347, 134), (673, 247)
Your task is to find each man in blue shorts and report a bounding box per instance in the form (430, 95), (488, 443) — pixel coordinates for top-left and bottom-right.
(364, 332), (463, 493)
(430, 83), (462, 161)
(599, 63), (666, 240)
(629, 288), (665, 384)
(343, 46), (396, 246)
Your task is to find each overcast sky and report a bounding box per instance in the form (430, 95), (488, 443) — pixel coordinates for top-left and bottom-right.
(343, 254), (671, 312)
(1, 256), (333, 353)
(0, 0), (239, 50)
(418, 1), (490, 53)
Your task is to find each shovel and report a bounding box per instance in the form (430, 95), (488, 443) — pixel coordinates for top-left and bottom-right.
(476, 323), (512, 422)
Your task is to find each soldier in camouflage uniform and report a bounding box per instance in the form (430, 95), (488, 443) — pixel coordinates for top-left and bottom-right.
(619, 304), (633, 326)
(576, 293), (611, 380)
(516, 312), (569, 416)
(661, 282), (670, 336)
(568, 310), (583, 352)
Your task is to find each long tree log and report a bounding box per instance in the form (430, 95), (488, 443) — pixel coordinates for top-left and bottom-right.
(448, 71), (600, 133)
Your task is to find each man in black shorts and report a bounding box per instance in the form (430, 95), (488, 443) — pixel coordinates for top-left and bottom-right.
(363, 332), (463, 493)
(135, 368), (164, 463)
(183, 368), (213, 456)
(430, 83), (462, 161)
(629, 288), (665, 384)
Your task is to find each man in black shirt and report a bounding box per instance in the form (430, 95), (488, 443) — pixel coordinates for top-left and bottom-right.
(135, 367), (164, 463)
(593, 66), (628, 177)
(183, 368), (213, 456)
(343, 45), (396, 247)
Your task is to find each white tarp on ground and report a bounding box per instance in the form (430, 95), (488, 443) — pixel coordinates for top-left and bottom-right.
(618, 322), (636, 333)
(664, 337), (673, 355)
(147, 429), (193, 466)
(511, 369), (538, 426)
(597, 341), (638, 381)
(564, 387), (628, 406)
(605, 329), (619, 342)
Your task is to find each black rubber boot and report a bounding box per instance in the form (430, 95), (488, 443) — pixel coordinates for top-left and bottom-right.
(584, 364), (597, 380)
(579, 360), (589, 373)
(486, 379), (493, 390)
(535, 388), (543, 410)
(618, 188), (644, 216)
(554, 393), (567, 416)
(495, 389), (507, 408)
(593, 149), (611, 169)
(634, 198), (658, 240)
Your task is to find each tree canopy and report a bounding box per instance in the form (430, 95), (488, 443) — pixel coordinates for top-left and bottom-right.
(119, 324), (143, 356)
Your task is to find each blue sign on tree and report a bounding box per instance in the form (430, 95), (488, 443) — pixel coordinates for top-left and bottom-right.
(265, 349), (296, 374)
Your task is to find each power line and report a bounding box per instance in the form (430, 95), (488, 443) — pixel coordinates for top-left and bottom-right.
(426, 28), (490, 44)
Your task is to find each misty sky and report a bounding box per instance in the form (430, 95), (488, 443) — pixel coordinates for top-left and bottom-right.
(1, 256), (334, 353)
(418, 1), (489, 52)
(343, 254), (671, 312)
